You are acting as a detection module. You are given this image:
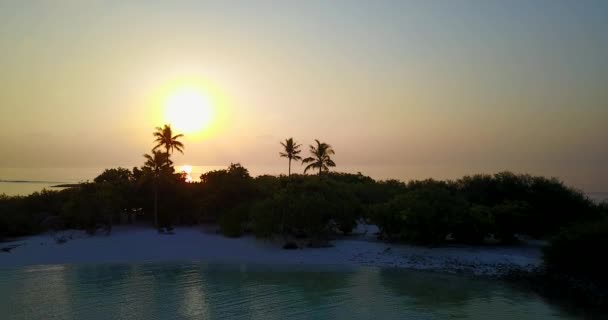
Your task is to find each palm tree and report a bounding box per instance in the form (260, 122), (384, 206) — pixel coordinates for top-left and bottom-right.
(302, 139), (336, 175)
(153, 124), (184, 155)
(280, 138), (302, 176)
(143, 150), (173, 229)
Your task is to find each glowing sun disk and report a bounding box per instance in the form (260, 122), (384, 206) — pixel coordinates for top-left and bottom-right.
(180, 165), (194, 182)
(164, 88), (213, 134)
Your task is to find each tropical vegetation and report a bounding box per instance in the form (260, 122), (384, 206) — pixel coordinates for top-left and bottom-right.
(1, 127), (607, 306)
(302, 139), (336, 175)
(279, 138), (302, 176)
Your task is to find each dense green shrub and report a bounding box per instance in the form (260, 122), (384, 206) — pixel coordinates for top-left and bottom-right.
(292, 192), (333, 240)
(209, 169), (368, 239)
(600, 201), (608, 218)
(0, 194), (37, 238)
(273, 179), (332, 239)
(490, 200), (528, 242)
(94, 167), (134, 184)
(525, 177), (597, 237)
(370, 173), (599, 245)
(249, 175), (364, 241)
(456, 172), (598, 238)
(197, 163), (258, 222)
(543, 218), (608, 284)
(372, 185), (469, 245)
(60, 183), (124, 232)
(1, 167), (603, 250)
(0, 189), (73, 238)
(250, 197), (283, 238)
(219, 204), (250, 237)
(355, 179), (406, 205)
(450, 205), (492, 244)
(0, 168), (140, 236)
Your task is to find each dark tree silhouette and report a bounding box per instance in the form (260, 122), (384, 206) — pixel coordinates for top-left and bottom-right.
(280, 138), (302, 176)
(153, 124), (184, 155)
(143, 150), (173, 228)
(302, 139), (336, 175)
(94, 168), (133, 185)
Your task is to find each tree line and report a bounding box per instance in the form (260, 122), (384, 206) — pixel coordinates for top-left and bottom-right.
(1, 125), (607, 302)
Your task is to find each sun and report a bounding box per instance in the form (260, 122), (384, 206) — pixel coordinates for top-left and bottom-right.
(179, 165), (194, 183)
(164, 88), (214, 134)
(147, 76), (227, 139)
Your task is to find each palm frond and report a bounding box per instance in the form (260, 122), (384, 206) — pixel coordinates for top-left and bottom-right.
(303, 162), (318, 174)
(151, 124), (184, 155)
(301, 139), (337, 174)
(302, 157), (315, 164)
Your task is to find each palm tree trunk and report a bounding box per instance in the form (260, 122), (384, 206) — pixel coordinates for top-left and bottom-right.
(288, 158), (291, 176)
(154, 181), (159, 229)
(319, 163), (322, 176)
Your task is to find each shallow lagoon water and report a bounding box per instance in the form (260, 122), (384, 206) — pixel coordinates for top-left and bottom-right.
(0, 262), (583, 320)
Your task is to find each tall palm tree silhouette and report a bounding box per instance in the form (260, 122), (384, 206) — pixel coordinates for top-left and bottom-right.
(302, 139), (336, 175)
(153, 124), (184, 155)
(143, 150), (173, 229)
(280, 138), (302, 176)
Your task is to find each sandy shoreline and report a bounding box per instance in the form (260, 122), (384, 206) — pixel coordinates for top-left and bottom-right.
(0, 225), (543, 276)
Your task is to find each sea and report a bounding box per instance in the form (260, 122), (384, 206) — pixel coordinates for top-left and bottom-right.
(0, 263), (591, 319)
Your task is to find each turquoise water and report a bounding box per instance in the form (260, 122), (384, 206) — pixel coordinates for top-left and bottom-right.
(0, 263), (583, 320)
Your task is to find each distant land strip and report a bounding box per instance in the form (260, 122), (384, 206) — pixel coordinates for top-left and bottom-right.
(0, 179), (69, 185)
(50, 183), (81, 188)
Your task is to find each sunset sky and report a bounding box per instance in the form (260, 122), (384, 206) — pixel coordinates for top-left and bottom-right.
(1, 1), (607, 191)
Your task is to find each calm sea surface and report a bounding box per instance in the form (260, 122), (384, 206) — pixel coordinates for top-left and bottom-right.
(1, 167), (607, 202)
(0, 263), (586, 320)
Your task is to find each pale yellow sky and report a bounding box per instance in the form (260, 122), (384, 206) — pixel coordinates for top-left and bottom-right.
(1, 1), (607, 191)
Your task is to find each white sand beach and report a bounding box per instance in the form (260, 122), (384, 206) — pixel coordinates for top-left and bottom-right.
(0, 225), (543, 276)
